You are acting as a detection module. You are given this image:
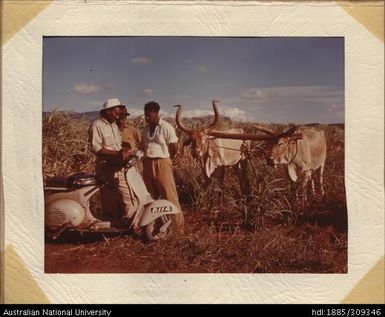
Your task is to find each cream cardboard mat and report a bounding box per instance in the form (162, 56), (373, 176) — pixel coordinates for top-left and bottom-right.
(1, 0), (384, 304)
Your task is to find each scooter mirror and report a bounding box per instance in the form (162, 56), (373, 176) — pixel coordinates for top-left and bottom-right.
(135, 150), (144, 159)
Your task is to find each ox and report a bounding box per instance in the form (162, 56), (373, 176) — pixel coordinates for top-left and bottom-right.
(175, 101), (251, 197)
(255, 124), (327, 204)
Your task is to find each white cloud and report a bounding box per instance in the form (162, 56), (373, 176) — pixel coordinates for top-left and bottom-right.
(125, 108), (144, 117)
(159, 105), (253, 122)
(136, 88), (153, 98)
(116, 102), (254, 123)
(220, 107), (251, 122)
(240, 85), (343, 103)
(74, 82), (99, 95)
(132, 57), (152, 65)
(240, 88), (269, 101)
(327, 103), (344, 114)
(127, 109), (174, 119)
(105, 83), (115, 93)
(208, 83), (233, 88)
(122, 107), (171, 119)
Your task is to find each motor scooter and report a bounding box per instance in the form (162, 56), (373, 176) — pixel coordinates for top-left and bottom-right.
(44, 151), (181, 241)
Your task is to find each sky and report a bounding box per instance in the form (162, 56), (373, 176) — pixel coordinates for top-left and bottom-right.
(43, 36), (344, 124)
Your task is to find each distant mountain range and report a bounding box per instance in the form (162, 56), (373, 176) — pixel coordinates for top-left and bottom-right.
(42, 110), (234, 126)
(68, 110), (101, 122)
(43, 110), (101, 122)
(43, 110), (344, 128)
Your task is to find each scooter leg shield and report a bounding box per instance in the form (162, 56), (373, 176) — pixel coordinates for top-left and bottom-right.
(138, 199), (181, 227)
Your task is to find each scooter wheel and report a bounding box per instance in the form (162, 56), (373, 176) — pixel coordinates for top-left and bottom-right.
(145, 215), (172, 241)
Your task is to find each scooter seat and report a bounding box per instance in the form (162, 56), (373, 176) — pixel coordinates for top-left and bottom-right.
(45, 173), (102, 188)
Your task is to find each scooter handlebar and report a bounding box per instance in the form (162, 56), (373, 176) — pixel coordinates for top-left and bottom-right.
(126, 150), (144, 167)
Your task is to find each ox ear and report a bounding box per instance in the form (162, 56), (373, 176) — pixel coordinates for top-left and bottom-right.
(279, 124), (298, 138)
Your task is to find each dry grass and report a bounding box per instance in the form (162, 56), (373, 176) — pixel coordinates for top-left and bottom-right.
(43, 113), (347, 273)
(43, 110), (94, 177)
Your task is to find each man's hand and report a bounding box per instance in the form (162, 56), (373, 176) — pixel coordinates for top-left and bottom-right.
(168, 143), (179, 159)
(121, 148), (137, 160)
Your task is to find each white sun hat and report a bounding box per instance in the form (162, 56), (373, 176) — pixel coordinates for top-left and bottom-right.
(101, 98), (125, 111)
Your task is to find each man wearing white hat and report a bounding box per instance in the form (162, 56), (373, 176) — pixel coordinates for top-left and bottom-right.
(88, 98), (137, 223)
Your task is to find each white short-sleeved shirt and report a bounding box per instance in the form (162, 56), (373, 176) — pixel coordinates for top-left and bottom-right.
(89, 117), (122, 154)
(142, 119), (178, 158)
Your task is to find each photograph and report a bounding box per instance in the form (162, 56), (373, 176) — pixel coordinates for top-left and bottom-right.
(42, 36), (347, 273)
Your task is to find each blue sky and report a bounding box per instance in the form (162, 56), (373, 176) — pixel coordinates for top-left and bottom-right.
(43, 37), (344, 123)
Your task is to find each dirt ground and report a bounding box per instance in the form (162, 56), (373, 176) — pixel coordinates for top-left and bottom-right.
(45, 202), (347, 274)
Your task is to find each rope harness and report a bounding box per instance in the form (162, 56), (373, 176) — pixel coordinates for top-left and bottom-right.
(204, 136), (250, 166)
(285, 138), (299, 165)
(193, 131), (301, 188)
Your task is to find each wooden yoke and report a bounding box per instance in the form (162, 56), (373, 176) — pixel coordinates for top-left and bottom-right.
(207, 131), (303, 141)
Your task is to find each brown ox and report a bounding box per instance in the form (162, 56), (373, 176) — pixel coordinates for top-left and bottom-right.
(175, 101), (251, 196)
(255, 124), (327, 204)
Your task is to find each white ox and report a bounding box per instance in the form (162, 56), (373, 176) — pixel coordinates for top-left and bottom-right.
(255, 125), (327, 203)
(175, 101), (251, 196)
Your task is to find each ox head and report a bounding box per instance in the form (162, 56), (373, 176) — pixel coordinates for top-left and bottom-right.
(254, 124), (302, 167)
(174, 100), (220, 161)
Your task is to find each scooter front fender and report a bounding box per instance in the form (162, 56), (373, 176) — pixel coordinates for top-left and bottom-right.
(139, 199), (181, 227)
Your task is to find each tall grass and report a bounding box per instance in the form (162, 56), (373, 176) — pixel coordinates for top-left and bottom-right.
(43, 113), (347, 273)
(43, 113), (346, 225)
(43, 111), (94, 177)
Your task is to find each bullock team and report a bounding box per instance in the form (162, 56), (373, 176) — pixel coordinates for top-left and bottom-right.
(174, 100), (327, 206)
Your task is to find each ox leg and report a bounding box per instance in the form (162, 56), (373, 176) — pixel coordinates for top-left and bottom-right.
(233, 163), (242, 195)
(301, 170), (312, 206)
(234, 160), (251, 199)
(241, 159), (251, 199)
(233, 161), (250, 225)
(319, 163), (325, 196)
(310, 173), (316, 196)
(216, 166), (225, 206)
(201, 165), (212, 187)
(296, 170), (311, 209)
(218, 166), (225, 184)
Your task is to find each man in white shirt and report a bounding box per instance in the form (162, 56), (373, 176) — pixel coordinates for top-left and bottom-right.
(89, 98), (137, 223)
(141, 101), (184, 233)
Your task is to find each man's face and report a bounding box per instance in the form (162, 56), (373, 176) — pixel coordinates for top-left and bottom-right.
(106, 107), (121, 122)
(119, 111), (129, 121)
(144, 110), (159, 126)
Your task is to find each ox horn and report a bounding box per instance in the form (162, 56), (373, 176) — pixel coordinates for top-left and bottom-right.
(254, 124), (276, 136)
(205, 100), (220, 132)
(174, 104), (193, 134)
